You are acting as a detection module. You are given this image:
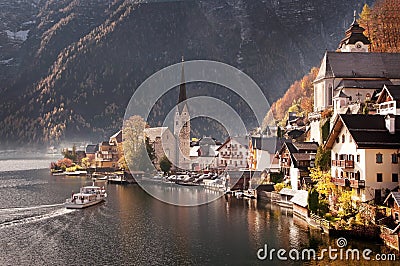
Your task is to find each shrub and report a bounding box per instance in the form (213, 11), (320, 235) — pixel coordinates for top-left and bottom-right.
(274, 183), (285, 192)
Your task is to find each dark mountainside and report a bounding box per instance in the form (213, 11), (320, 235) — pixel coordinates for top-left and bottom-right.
(0, 0), (370, 146)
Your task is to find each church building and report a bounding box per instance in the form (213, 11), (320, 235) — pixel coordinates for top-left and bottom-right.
(309, 12), (400, 144)
(174, 57), (191, 170)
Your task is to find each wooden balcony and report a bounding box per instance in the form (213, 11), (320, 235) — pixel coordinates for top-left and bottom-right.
(331, 177), (350, 187)
(350, 179), (365, 188)
(332, 160), (354, 169)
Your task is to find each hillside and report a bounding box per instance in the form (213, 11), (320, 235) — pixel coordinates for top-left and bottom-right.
(0, 0), (370, 146)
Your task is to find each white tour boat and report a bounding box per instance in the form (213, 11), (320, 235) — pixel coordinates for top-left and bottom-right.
(65, 185), (107, 209)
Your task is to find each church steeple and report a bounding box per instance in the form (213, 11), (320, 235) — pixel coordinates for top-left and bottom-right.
(338, 10), (371, 52)
(173, 56), (191, 170)
(177, 56), (187, 114)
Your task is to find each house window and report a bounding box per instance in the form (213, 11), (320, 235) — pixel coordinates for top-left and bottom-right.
(357, 154), (360, 163)
(357, 188), (360, 196)
(336, 138), (339, 143)
(392, 173), (399, 183)
(335, 153), (338, 160)
(395, 213), (399, 221)
(342, 134), (345, 143)
(392, 153), (398, 164)
(377, 173), (383, 182)
(376, 153), (383, 164)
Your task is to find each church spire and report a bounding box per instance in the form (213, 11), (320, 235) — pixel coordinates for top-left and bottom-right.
(177, 56), (187, 113)
(337, 10), (371, 52)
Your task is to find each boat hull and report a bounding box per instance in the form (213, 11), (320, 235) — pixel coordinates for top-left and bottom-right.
(65, 199), (104, 209)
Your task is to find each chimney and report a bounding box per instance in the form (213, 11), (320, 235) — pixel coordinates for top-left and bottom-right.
(385, 115), (395, 134)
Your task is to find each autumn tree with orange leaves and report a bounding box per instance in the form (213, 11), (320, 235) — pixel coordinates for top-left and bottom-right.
(359, 0), (400, 52)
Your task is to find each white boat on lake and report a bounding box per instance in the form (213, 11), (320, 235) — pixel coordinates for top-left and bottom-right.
(65, 186), (107, 209)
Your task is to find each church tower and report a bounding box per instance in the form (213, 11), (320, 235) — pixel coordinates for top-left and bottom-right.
(338, 10), (371, 52)
(174, 57), (191, 170)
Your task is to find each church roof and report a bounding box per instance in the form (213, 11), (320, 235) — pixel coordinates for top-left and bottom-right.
(144, 127), (170, 142)
(338, 13), (371, 50)
(335, 79), (393, 90)
(315, 52), (400, 81)
(334, 90), (350, 99)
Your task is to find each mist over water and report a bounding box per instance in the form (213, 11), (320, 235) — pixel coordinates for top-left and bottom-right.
(0, 150), (61, 172)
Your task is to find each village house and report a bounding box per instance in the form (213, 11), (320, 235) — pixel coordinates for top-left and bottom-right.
(85, 144), (99, 166)
(249, 135), (283, 173)
(384, 192), (400, 224)
(109, 130), (123, 158)
(217, 137), (249, 171)
(94, 141), (119, 169)
(190, 137), (221, 171)
(382, 192), (400, 250)
(278, 141), (318, 190)
(325, 114), (400, 203)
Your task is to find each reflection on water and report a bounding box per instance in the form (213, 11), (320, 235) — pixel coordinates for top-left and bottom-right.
(0, 167), (397, 265)
(140, 181), (224, 206)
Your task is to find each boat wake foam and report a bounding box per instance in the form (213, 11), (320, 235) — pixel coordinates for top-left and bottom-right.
(0, 205), (74, 229)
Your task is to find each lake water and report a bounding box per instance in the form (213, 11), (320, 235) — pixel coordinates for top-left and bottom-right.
(0, 158), (397, 265)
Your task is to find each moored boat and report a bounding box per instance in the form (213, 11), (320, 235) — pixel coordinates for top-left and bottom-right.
(65, 186), (107, 209)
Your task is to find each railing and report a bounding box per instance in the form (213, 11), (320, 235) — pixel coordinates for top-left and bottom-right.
(350, 179), (365, 188)
(332, 177), (346, 186)
(332, 160), (354, 168)
(377, 101), (396, 115)
(222, 155), (243, 159)
(331, 177), (351, 187)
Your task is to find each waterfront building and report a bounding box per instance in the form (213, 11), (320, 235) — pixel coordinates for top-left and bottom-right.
(216, 137), (249, 171)
(95, 141), (120, 169)
(109, 130), (123, 159)
(325, 114), (400, 203)
(278, 141), (318, 190)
